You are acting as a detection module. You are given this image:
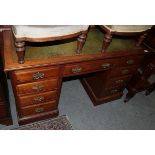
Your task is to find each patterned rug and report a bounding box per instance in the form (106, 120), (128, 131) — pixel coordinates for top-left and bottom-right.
(15, 115), (72, 130)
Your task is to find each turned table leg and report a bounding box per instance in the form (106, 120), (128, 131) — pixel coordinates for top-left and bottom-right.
(101, 33), (112, 52)
(15, 41), (25, 64)
(76, 31), (87, 54)
(136, 32), (148, 47)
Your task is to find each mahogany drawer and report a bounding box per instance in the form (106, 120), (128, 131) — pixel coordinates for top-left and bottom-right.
(63, 59), (114, 76)
(12, 66), (60, 84)
(19, 101), (57, 117)
(109, 66), (137, 77)
(16, 79), (59, 95)
(101, 86), (124, 97)
(17, 90), (57, 107)
(105, 75), (132, 88)
(118, 55), (144, 67)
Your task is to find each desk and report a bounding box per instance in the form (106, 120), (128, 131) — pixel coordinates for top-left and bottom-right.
(2, 28), (149, 125)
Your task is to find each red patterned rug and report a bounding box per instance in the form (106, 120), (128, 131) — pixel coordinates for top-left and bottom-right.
(15, 115), (72, 130)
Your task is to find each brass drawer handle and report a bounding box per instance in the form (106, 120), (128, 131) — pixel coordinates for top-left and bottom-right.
(115, 79), (124, 84)
(122, 69), (129, 74)
(33, 72), (45, 80)
(33, 96), (45, 103)
(35, 107), (44, 113)
(32, 84), (44, 92)
(126, 59), (134, 65)
(72, 67), (82, 73)
(101, 63), (111, 69)
(111, 89), (118, 94)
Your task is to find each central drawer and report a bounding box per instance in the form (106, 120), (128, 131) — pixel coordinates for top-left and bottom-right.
(16, 78), (58, 95)
(63, 59), (115, 76)
(17, 90), (57, 107)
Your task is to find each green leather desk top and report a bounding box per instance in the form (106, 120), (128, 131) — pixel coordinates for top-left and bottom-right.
(4, 28), (144, 71)
(23, 28), (136, 60)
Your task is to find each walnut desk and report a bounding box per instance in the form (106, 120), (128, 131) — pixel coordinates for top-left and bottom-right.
(2, 29), (149, 125)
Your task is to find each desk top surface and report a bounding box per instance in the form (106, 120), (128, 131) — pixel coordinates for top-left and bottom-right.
(2, 28), (147, 71)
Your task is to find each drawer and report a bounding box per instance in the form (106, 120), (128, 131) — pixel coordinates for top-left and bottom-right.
(19, 101), (57, 117)
(101, 87), (124, 97)
(105, 75), (132, 88)
(16, 79), (59, 95)
(118, 55), (144, 67)
(17, 91), (57, 107)
(12, 66), (60, 84)
(64, 59), (114, 76)
(109, 66), (137, 77)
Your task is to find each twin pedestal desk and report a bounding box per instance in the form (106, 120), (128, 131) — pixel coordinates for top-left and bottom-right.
(2, 29), (149, 125)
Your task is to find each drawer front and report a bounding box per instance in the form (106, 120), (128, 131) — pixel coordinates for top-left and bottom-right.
(18, 91), (57, 107)
(16, 79), (58, 95)
(12, 66), (60, 84)
(118, 55), (144, 67)
(64, 59), (114, 76)
(105, 75), (131, 88)
(102, 87), (124, 97)
(19, 101), (57, 117)
(109, 66), (137, 77)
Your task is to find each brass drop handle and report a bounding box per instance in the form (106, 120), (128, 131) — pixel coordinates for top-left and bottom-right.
(33, 72), (45, 80)
(35, 107), (44, 113)
(111, 89), (118, 94)
(101, 63), (111, 69)
(115, 79), (124, 84)
(126, 59), (134, 65)
(72, 67), (82, 73)
(122, 69), (129, 74)
(33, 96), (45, 103)
(32, 84), (44, 92)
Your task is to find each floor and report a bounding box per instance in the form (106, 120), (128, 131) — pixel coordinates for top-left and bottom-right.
(0, 79), (155, 130)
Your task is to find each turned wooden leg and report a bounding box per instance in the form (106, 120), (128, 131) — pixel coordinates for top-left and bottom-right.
(15, 41), (25, 64)
(76, 31), (87, 54)
(136, 32), (148, 47)
(101, 33), (112, 52)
